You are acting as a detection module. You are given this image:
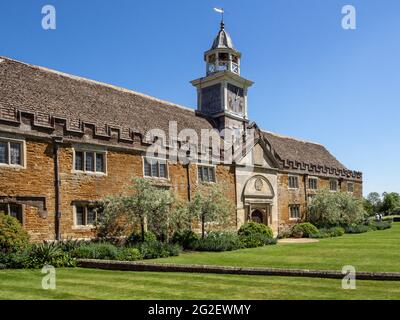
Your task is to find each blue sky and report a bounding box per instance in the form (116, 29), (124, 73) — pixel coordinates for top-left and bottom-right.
(1, 0), (399, 196)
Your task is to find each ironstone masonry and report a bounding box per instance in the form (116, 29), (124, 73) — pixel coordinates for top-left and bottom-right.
(0, 23), (362, 241)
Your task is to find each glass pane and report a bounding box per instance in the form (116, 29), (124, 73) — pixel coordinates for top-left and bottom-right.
(159, 163), (167, 178)
(85, 152), (94, 172)
(75, 151), (84, 171)
(209, 167), (215, 182)
(151, 162), (158, 177)
(144, 160), (151, 177)
(76, 206), (85, 225)
(96, 153), (105, 173)
(87, 207), (96, 225)
(203, 167), (209, 182)
(0, 142), (7, 164)
(198, 167), (203, 182)
(10, 143), (21, 165)
(9, 204), (22, 223)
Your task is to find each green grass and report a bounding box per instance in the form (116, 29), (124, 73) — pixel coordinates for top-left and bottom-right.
(152, 223), (400, 273)
(1, 223), (400, 300)
(1, 268), (400, 300)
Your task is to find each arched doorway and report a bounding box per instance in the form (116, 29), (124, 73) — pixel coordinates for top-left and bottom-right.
(250, 209), (264, 224)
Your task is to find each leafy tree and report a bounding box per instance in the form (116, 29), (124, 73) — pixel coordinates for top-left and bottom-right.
(381, 192), (400, 214)
(97, 178), (193, 242)
(188, 184), (235, 238)
(306, 190), (366, 227)
(364, 192), (382, 215)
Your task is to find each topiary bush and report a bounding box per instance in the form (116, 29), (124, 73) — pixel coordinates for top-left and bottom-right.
(0, 213), (29, 253)
(291, 223), (319, 238)
(171, 230), (199, 249)
(192, 232), (243, 252)
(238, 222), (273, 239)
(240, 233), (277, 248)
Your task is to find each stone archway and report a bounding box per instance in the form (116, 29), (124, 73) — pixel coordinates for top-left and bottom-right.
(243, 175), (275, 226)
(250, 209), (264, 224)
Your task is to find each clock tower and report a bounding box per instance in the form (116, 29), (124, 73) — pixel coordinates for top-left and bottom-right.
(191, 20), (254, 132)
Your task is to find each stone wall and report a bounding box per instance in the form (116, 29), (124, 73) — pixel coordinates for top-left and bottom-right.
(0, 136), (237, 241)
(277, 172), (364, 232)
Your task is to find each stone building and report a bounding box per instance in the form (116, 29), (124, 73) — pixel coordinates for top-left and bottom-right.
(0, 22), (362, 241)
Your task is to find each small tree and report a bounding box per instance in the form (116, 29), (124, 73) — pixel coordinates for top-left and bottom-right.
(363, 192), (382, 215)
(188, 184), (235, 238)
(97, 178), (176, 242)
(306, 190), (366, 227)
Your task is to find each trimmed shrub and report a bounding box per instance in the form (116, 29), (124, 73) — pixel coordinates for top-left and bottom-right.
(345, 224), (370, 234)
(371, 221), (392, 230)
(310, 227), (345, 239)
(240, 234), (277, 248)
(117, 247), (142, 261)
(0, 251), (29, 269)
(192, 232), (243, 252)
(128, 230), (157, 244)
(72, 243), (121, 260)
(291, 223), (319, 238)
(136, 241), (182, 259)
(238, 222), (273, 239)
(0, 213), (29, 253)
(171, 230), (199, 249)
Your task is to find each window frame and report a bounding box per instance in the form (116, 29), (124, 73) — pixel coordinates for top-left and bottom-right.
(72, 148), (107, 175)
(289, 204), (301, 220)
(73, 203), (100, 228)
(288, 175), (299, 189)
(308, 177), (318, 190)
(330, 179), (338, 192)
(0, 137), (26, 168)
(143, 156), (169, 180)
(0, 203), (24, 224)
(197, 164), (217, 184)
(347, 182), (354, 193)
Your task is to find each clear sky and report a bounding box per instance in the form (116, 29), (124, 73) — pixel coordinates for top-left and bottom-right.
(1, 0), (399, 196)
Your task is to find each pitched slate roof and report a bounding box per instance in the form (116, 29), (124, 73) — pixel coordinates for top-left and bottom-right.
(0, 56), (214, 142)
(0, 56), (361, 179)
(261, 131), (361, 179)
(262, 131), (347, 169)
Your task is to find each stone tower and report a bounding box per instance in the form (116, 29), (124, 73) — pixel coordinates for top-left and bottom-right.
(191, 20), (254, 132)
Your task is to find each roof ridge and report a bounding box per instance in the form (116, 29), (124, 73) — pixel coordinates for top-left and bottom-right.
(261, 130), (324, 147)
(0, 56), (196, 113)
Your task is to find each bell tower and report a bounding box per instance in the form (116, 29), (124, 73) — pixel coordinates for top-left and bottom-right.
(191, 20), (254, 131)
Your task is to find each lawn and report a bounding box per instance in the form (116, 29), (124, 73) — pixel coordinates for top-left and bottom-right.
(151, 223), (400, 273)
(1, 224), (400, 300)
(1, 268), (400, 300)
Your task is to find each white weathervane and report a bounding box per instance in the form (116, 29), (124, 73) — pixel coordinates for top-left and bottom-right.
(213, 7), (225, 22)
